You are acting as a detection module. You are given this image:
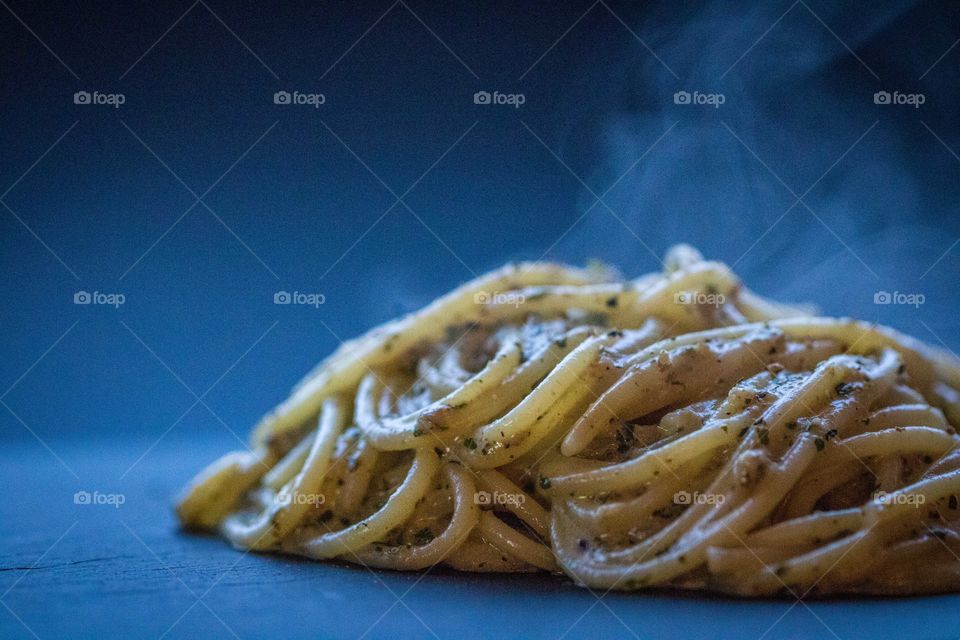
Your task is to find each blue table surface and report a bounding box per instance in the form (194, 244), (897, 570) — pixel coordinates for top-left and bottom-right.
(2, 434), (958, 640)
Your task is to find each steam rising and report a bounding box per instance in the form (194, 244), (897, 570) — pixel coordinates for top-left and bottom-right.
(548, 0), (956, 344)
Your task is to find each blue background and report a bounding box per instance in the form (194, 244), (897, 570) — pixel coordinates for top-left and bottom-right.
(1, 1), (959, 638)
(2, 0), (958, 447)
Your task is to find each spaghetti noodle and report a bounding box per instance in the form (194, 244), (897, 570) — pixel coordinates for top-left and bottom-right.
(177, 246), (960, 595)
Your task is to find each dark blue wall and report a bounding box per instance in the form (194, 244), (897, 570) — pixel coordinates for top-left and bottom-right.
(2, 0), (958, 444)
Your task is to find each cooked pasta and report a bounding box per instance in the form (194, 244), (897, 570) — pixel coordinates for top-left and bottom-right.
(177, 245), (960, 596)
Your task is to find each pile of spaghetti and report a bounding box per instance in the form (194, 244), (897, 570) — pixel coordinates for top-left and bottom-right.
(177, 246), (960, 596)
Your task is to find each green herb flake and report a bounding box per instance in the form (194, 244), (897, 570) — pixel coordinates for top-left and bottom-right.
(414, 528), (435, 545)
(757, 427), (769, 446)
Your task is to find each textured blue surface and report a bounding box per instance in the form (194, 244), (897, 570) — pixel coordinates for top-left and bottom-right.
(3, 436), (960, 640)
(1, 1), (959, 638)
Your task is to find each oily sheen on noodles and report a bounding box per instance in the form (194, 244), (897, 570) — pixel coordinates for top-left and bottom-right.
(177, 246), (960, 596)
